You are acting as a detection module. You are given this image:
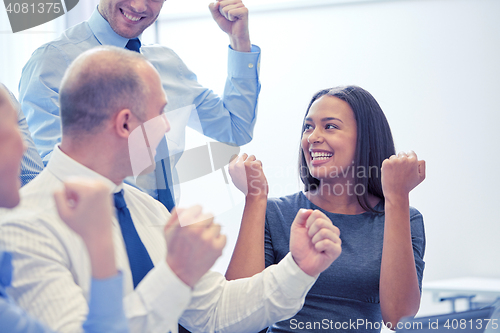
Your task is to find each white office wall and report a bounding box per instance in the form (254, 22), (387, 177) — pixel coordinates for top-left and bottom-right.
(1, 0), (498, 288)
(0, 11), (64, 96)
(0, 0), (100, 95)
(0, 0), (158, 96)
(157, 0), (500, 283)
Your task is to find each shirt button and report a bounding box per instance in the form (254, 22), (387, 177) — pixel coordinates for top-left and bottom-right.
(248, 63), (254, 69)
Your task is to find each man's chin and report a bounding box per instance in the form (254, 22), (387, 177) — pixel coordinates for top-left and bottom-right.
(113, 20), (149, 39)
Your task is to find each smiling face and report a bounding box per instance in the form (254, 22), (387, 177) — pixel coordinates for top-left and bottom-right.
(98, 0), (164, 39)
(0, 87), (26, 208)
(301, 95), (358, 183)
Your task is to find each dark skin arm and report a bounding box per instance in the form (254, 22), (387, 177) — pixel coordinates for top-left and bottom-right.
(225, 154), (267, 279)
(379, 151), (426, 327)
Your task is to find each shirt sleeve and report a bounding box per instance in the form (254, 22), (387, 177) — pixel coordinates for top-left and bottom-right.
(264, 214), (275, 267)
(0, 297), (57, 333)
(409, 207), (426, 293)
(0, 274), (130, 333)
(0, 219), (190, 333)
(0, 219), (90, 333)
(18, 44), (70, 164)
(124, 261), (191, 333)
(179, 253), (316, 333)
(0, 251), (55, 333)
(83, 274), (129, 333)
(183, 45), (261, 146)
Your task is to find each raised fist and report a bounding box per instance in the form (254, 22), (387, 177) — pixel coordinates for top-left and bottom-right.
(208, 0), (251, 52)
(381, 150), (426, 200)
(290, 209), (342, 277)
(228, 153), (268, 198)
(54, 178), (113, 243)
(164, 206), (227, 288)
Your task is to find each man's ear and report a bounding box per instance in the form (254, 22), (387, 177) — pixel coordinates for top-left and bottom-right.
(114, 109), (134, 138)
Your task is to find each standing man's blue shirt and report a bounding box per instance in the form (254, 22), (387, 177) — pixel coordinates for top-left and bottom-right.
(0, 251), (129, 333)
(19, 8), (261, 201)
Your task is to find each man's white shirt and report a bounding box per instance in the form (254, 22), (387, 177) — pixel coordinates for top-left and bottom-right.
(0, 146), (316, 333)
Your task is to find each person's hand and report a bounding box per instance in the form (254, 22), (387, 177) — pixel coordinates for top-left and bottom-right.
(54, 178), (113, 246)
(381, 151), (426, 201)
(228, 153), (268, 198)
(208, 0), (251, 52)
(54, 178), (117, 279)
(289, 209), (342, 277)
(164, 206), (227, 288)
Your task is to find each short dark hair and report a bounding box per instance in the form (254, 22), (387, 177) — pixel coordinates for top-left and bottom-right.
(298, 86), (396, 213)
(60, 46), (147, 136)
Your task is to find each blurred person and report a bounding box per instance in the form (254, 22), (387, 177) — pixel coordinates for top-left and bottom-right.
(0, 85), (128, 332)
(1, 85), (44, 187)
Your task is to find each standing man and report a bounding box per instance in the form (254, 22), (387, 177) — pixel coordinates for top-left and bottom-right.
(19, 0), (260, 209)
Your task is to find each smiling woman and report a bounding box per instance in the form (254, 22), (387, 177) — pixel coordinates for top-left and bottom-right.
(226, 85), (427, 332)
(299, 86), (396, 214)
(301, 95), (359, 197)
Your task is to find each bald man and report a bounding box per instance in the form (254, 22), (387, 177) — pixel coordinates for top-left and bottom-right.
(1, 47), (342, 333)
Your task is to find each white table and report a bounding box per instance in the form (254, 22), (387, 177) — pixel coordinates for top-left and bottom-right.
(424, 277), (500, 311)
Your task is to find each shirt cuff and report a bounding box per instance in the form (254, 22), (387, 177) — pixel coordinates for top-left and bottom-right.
(84, 272), (128, 333)
(228, 44), (261, 79)
(274, 253), (317, 299)
(134, 260), (191, 331)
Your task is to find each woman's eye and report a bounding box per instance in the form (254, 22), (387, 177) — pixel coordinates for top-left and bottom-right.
(303, 124), (313, 132)
(326, 124), (338, 130)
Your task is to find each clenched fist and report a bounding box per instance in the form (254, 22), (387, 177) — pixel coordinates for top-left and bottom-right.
(164, 206), (227, 288)
(54, 178), (114, 244)
(381, 151), (426, 201)
(53, 178), (117, 279)
(228, 153), (268, 198)
(290, 209), (342, 277)
(209, 0), (251, 52)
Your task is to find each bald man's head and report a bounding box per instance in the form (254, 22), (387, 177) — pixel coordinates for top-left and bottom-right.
(60, 46), (149, 137)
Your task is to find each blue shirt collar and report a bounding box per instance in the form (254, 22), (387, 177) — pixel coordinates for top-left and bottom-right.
(88, 7), (132, 49)
(0, 251), (13, 298)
